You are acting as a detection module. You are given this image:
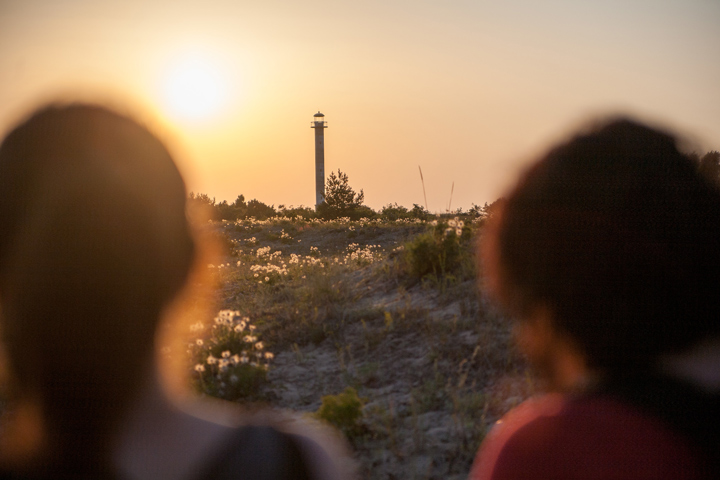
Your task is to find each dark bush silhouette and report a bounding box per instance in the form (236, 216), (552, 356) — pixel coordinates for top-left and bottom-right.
(317, 169), (368, 220)
(245, 198), (277, 220)
(188, 193), (276, 221)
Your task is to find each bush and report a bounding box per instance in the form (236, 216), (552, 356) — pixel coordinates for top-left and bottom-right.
(313, 387), (364, 437)
(214, 195), (248, 220)
(410, 203), (430, 220)
(278, 205), (317, 219)
(189, 192), (215, 208)
(379, 203), (429, 221)
(380, 203), (409, 221)
(188, 310), (273, 401)
(403, 217), (472, 280)
(188, 193), (277, 221)
(245, 199), (277, 220)
(188, 192), (217, 222)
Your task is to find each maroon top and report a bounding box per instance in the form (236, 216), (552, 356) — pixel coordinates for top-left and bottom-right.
(470, 393), (707, 480)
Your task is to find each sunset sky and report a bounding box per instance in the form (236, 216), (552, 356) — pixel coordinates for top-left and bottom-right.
(1, 0), (718, 211)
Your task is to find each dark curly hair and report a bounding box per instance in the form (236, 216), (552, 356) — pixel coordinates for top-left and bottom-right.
(488, 118), (720, 374)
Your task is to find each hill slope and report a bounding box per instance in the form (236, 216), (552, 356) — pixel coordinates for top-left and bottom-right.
(188, 216), (533, 480)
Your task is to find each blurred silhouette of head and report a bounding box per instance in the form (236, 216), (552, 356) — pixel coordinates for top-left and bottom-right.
(0, 103), (195, 474)
(484, 118), (720, 376)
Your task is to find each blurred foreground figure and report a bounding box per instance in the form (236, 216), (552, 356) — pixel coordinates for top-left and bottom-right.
(471, 119), (720, 479)
(0, 104), (352, 480)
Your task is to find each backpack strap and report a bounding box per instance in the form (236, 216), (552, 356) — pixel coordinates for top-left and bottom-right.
(197, 425), (312, 480)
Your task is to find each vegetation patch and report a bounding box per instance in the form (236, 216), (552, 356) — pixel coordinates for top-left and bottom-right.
(172, 211), (530, 480)
(313, 387), (366, 439)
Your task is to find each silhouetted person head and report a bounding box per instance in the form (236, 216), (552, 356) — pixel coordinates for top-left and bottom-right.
(0, 103), (195, 477)
(483, 118), (720, 380)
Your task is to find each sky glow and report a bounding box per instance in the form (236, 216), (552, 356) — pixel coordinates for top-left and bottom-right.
(0, 0), (718, 211)
(163, 55), (227, 121)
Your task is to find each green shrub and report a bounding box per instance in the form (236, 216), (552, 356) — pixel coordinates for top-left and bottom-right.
(379, 202), (430, 221)
(410, 203), (430, 220)
(245, 199), (277, 220)
(314, 387), (364, 437)
(403, 218), (470, 280)
(380, 203), (409, 221)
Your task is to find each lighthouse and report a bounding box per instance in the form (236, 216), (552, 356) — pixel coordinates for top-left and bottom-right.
(311, 111), (327, 208)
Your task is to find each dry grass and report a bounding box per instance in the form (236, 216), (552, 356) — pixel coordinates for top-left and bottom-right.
(182, 215), (533, 479)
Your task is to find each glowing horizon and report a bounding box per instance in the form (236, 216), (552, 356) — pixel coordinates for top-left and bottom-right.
(1, 0), (719, 212)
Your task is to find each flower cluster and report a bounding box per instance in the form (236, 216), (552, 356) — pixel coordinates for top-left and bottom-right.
(445, 217), (464, 237)
(345, 243), (383, 265)
(189, 310), (272, 400)
(214, 213), (447, 236)
(251, 262), (289, 284)
(284, 253), (324, 268)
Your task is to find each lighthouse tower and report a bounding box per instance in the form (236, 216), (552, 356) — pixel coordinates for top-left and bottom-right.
(311, 111), (327, 208)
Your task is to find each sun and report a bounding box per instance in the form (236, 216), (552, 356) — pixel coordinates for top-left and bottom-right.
(163, 55), (227, 121)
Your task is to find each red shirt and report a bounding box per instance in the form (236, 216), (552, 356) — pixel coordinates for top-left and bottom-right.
(470, 393), (707, 480)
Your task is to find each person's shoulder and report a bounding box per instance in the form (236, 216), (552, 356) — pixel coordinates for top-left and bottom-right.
(469, 394), (567, 479)
(114, 376), (357, 480)
(470, 393), (705, 480)
(195, 422), (322, 480)
(242, 409), (358, 480)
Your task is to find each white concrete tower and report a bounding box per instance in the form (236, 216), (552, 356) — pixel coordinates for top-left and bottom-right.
(311, 111), (327, 208)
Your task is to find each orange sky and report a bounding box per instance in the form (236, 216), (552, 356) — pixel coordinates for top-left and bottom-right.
(1, 0), (719, 211)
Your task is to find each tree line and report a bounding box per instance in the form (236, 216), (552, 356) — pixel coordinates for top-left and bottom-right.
(190, 149), (720, 223)
(189, 168), (502, 222)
